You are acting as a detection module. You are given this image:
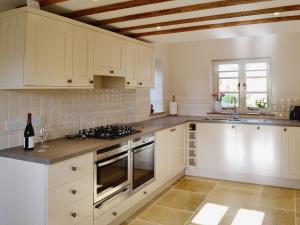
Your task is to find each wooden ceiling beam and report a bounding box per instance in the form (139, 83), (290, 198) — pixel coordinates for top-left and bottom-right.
(38, 0), (68, 7)
(63, 0), (173, 18)
(92, 0), (272, 26)
(131, 15), (300, 37)
(116, 4), (300, 32)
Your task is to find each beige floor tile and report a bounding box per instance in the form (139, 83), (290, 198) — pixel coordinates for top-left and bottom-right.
(218, 180), (262, 192)
(259, 186), (295, 211)
(204, 186), (259, 216)
(128, 219), (162, 225)
(138, 205), (192, 225)
(296, 218), (300, 225)
(155, 189), (206, 212)
(257, 207), (295, 225)
(174, 179), (215, 194)
(185, 176), (220, 184)
(296, 199), (300, 218)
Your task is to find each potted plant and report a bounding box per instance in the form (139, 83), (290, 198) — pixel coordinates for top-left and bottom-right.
(212, 91), (225, 112)
(255, 98), (267, 113)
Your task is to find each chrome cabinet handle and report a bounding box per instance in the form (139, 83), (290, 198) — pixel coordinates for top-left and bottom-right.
(71, 212), (77, 218)
(71, 189), (77, 195)
(170, 128), (176, 132)
(71, 166), (77, 171)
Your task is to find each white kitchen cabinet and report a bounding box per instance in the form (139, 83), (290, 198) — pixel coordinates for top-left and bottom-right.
(196, 123), (240, 172)
(237, 125), (282, 176)
(124, 41), (138, 88)
(170, 124), (186, 175)
(24, 13), (73, 87)
(72, 26), (94, 87)
(137, 45), (154, 88)
(94, 32), (126, 77)
(282, 127), (300, 179)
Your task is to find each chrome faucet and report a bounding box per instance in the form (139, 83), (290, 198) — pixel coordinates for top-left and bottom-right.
(231, 97), (239, 120)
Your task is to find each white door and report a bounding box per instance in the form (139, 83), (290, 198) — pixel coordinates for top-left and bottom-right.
(72, 26), (94, 87)
(196, 123), (239, 172)
(170, 124), (186, 175)
(137, 45), (154, 88)
(94, 32), (125, 77)
(125, 42), (138, 88)
(24, 14), (73, 86)
(155, 129), (171, 185)
(282, 127), (300, 179)
(237, 125), (282, 176)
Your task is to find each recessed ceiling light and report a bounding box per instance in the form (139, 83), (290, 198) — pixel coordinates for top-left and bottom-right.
(156, 26), (162, 30)
(273, 12), (281, 16)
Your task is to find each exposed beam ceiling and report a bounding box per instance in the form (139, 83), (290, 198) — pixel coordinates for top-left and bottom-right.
(92, 0), (272, 26)
(38, 0), (68, 7)
(63, 0), (172, 18)
(115, 4), (300, 32)
(131, 15), (300, 37)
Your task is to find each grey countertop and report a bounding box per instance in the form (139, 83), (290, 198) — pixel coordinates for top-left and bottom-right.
(0, 116), (300, 165)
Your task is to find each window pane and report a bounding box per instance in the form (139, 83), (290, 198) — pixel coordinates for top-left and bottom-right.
(221, 93), (239, 108)
(246, 71), (267, 77)
(219, 78), (238, 92)
(246, 93), (267, 108)
(246, 63), (267, 71)
(246, 78), (267, 92)
(219, 72), (238, 78)
(218, 64), (238, 71)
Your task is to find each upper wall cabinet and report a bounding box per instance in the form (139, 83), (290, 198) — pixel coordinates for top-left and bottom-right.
(137, 45), (155, 88)
(0, 7), (154, 89)
(94, 32), (126, 77)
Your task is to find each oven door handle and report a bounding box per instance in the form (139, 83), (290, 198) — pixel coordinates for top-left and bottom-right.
(133, 143), (154, 154)
(95, 186), (129, 209)
(97, 153), (128, 167)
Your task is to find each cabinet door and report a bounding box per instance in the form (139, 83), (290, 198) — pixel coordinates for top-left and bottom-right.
(282, 127), (300, 179)
(125, 42), (138, 88)
(196, 123), (239, 171)
(170, 124), (186, 175)
(94, 32), (125, 77)
(24, 14), (73, 86)
(72, 26), (94, 87)
(237, 125), (282, 176)
(155, 129), (171, 185)
(137, 45), (154, 88)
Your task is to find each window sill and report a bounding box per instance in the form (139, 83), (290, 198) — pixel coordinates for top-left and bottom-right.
(149, 112), (166, 117)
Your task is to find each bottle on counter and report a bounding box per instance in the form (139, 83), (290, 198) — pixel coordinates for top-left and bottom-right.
(24, 113), (35, 151)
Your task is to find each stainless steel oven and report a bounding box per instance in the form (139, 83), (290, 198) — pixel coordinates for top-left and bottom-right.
(94, 141), (131, 204)
(131, 134), (155, 193)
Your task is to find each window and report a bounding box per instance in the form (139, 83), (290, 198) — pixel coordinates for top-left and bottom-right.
(213, 58), (270, 112)
(150, 59), (164, 113)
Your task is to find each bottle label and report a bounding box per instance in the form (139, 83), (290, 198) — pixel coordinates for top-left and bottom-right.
(24, 137), (34, 149)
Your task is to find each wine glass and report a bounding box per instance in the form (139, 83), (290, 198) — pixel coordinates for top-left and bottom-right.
(35, 126), (49, 152)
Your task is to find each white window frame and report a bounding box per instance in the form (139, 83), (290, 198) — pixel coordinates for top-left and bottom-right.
(213, 58), (271, 113)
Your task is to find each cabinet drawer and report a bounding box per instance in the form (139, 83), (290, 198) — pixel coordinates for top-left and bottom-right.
(48, 195), (93, 225)
(94, 198), (131, 225)
(48, 174), (93, 214)
(77, 215), (93, 225)
(48, 153), (93, 189)
(131, 182), (157, 206)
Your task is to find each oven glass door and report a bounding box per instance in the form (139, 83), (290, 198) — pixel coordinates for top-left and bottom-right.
(132, 142), (155, 191)
(96, 151), (129, 198)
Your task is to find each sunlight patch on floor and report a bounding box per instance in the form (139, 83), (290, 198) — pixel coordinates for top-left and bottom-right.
(191, 203), (228, 225)
(231, 209), (265, 225)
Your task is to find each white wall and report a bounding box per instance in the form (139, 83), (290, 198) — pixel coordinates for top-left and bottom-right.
(159, 32), (300, 117)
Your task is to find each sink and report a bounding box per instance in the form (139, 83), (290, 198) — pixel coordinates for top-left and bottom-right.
(205, 117), (229, 121)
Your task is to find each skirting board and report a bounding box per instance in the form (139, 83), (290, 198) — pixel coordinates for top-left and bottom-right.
(186, 166), (300, 189)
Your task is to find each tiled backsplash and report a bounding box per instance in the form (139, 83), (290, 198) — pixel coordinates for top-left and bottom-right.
(0, 88), (150, 150)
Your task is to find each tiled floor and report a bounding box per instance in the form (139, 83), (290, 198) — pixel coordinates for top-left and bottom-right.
(122, 176), (300, 225)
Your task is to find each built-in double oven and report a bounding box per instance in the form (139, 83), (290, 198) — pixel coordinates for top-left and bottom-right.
(93, 133), (155, 208)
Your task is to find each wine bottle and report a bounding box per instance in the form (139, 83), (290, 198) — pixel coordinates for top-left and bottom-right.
(24, 113), (35, 150)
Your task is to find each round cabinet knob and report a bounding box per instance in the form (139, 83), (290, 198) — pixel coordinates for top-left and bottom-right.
(284, 128), (287, 131)
(232, 125), (235, 129)
(71, 212), (77, 218)
(110, 70), (114, 74)
(257, 126), (260, 130)
(89, 80), (93, 84)
(126, 81), (130, 85)
(143, 191), (148, 195)
(112, 211), (117, 216)
(71, 189), (77, 195)
(139, 82), (143, 86)
(67, 79), (72, 84)
(71, 166), (77, 171)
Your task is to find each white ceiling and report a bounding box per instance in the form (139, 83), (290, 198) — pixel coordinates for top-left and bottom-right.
(1, 0), (300, 43)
